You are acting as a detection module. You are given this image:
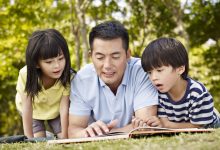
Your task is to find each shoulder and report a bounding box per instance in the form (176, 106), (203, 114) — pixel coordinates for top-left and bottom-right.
(19, 66), (27, 75)
(74, 63), (97, 80)
(127, 57), (146, 76)
(188, 78), (209, 94)
(187, 77), (212, 101)
(71, 64), (98, 88)
(18, 66), (27, 81)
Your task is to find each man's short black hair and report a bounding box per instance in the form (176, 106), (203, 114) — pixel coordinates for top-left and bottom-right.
(89, 20), (129, 51)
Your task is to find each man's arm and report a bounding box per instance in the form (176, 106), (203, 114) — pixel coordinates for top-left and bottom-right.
(68, 114), (89, 138)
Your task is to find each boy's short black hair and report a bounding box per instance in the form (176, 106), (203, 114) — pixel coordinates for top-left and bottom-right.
(141, 37), (189, 79)
(89, 20), (129, 51)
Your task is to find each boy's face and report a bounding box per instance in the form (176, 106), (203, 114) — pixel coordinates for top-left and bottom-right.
(147, 65), (185, 94)
(91, 38), (130, 92)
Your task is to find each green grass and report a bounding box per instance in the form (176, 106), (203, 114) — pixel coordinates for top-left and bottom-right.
(1, 129), (220, 150)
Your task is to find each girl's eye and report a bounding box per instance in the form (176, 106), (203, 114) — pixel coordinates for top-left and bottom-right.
(45, 61), (52, 64)
(59, 57), (64, 61)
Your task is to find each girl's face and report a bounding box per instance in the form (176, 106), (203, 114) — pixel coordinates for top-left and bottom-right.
(38, 52), (66, 81)
(147, 65), (184, 93)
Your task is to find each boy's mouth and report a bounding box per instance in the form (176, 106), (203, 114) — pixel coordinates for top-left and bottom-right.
(155, 83), (163, 89)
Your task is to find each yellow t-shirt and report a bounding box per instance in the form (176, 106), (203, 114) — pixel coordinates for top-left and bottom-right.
(15, 66), (70, 120)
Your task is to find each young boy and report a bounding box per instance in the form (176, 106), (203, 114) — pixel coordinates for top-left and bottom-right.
(141, 37), (220, 128)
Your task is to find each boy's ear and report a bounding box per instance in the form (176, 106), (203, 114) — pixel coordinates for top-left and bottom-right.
(177, 65), (185, 75)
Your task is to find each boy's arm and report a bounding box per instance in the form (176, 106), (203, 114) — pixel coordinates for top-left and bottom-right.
(59, 95), (69, 139)
(160, 117), (202, 128)
(21, 93), (33, 138)
(111, 105), (159, 132)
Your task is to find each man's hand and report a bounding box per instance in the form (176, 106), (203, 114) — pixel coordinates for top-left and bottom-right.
(85, 119), (118, 137)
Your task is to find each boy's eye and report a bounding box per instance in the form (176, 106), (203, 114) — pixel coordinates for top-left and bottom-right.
(147, 71), (151, 74)
(157, 69), (163, 72)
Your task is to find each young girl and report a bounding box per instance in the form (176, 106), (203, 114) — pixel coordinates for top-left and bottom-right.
(15, 29), (73, 139)
(140, 37), (220, 128)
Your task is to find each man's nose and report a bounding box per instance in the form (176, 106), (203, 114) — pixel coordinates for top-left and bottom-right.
(103, 58), (112, 69)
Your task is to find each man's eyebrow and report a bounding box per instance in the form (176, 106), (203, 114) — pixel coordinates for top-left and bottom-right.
(112, 52), (121, 55)
(94, 52), (104, 55)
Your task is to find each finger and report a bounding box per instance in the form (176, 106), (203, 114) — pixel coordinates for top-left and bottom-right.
(133, 118), (141, 128)
(107, 119), (118, 130)
(92, 123), (104, 136)
(139, 120), (144, 127)
(85, 126), (96, 137)
(145, 118), (155, 126)
(96, 120), (110, 133)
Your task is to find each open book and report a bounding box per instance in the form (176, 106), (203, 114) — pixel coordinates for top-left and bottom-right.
(47, 127), (214, 144)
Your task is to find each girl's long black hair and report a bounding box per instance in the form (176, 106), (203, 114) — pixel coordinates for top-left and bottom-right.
(25, 29), (71, 99)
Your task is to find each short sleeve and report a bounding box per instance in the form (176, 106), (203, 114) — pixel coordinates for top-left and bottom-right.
(62, 85), (70, 96)
(16, 67), (27, 94)
(157, 104), (167, 118)
(190, 91), (214, 125)
(69, 74), (92, 116)
(133, 66), (159, 111)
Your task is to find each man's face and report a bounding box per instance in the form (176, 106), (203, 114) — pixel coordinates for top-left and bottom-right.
(91, 38), (130, 92)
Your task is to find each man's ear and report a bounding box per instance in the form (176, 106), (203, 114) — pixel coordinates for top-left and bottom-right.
(177, 65), (185, 75)
(89, 50), (92, 57)
(126, 49), (131, 60)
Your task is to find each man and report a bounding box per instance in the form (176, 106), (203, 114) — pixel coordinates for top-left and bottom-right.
(68, 20), (158, 138)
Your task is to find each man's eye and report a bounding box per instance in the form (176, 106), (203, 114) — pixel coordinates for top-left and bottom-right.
(96, 57), (104, 60)
(113, 56), (120, 59)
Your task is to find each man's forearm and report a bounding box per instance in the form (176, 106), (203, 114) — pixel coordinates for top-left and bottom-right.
(68, 125), (87, 138)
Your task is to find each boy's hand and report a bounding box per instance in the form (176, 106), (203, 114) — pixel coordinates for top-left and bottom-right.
(144, 116), (162, 127)
(131, 117), (147, 128)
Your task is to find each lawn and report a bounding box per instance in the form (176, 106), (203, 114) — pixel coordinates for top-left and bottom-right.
(1, 129), (220, 150)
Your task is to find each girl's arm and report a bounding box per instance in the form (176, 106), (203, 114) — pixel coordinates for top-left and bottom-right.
(59, 95), (69, 139)
(21, 93), (33, 138)
(160, 117), (202, 128)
